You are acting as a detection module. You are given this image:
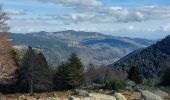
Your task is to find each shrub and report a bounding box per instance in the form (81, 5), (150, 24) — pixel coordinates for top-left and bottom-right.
(105, 78), (125, 90)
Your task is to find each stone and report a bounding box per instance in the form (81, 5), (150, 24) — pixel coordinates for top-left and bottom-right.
(133, 85), (141, 92)
(154, 89), (169, 98)
(68, 96), (77, 100)
(74, 89), (89, 97)
(126, 80), (136, 87)
(19, 95), (26, 100)
(113, 93), (127, 100)
(125, 86), (133, 91)
(90, 93), (116, 100)
(98, 89), (104, 93)
(141, 90), (163, 100)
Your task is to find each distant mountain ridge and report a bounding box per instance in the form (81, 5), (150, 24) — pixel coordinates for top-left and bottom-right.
(10, 30), (154, 67)
(110, 35), (170, 79)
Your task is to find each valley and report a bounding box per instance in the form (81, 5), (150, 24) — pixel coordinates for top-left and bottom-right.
(11, 30), (154, 67)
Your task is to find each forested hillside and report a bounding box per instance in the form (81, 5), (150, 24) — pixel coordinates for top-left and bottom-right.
(111, 35), (170, 79)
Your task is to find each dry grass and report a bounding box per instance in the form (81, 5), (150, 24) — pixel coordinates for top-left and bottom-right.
(1, 91), (70, 100)
(122, 91), (141, 100)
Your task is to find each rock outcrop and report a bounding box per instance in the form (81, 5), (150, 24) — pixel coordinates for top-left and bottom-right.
(114, 93), (127, 100)
(141, 90), (163, 100)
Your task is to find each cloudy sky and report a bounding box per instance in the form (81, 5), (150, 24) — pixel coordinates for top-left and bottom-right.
(1, 0), (170, 39)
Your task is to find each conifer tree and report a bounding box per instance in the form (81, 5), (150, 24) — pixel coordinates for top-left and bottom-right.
(53, 63), (71, 90)
(36, 53), (52, 91)
(16, 46), (51, 93)
(128, 66), (143, 84)
(67, 53), (85, 89)
(53, 53), (85, 90)
(16, 46), (37, 93)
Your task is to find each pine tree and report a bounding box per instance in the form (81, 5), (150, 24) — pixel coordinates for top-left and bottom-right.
(16, 46), (37, 93)
(35, 53), (52, 92)
(53, 63), (71, 90)
(16, 46), (51, 93)
(67, 53), (85, 89)
(53, 53), (85, 90)
(128, 66), (143, 84)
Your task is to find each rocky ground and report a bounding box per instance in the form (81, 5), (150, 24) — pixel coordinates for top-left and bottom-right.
(1, 90), (169, 100)
(0, 86), (170, 100)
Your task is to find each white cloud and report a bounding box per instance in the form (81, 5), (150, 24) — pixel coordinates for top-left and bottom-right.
(163, 23), (170, 32)
(5, 9), (27, 15)
(109, 6), (123, 10)
(102, 6), (170, 22)
(59, 6), (170, 24)
(39, 0), (103, 9)
(127, 25), (135, 31)
(63, 12), (94, 21)
(28, 28), (34, 32)
(16, 28), (21, 32)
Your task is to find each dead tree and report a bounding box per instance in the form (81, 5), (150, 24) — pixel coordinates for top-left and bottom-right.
(0, 33), (17, 85)
(0, 5), (9, 32)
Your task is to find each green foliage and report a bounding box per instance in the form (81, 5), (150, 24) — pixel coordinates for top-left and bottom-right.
(16, 46), (51, 93)
(105, 78), (125, 90)
(67, 53), (85, 88)
(53, 53), (85, 90)
(161, 67), (170, 86)
(128, 66), (143, 84)
(13, 48), (24, 65)
(53, 63), (71, 90)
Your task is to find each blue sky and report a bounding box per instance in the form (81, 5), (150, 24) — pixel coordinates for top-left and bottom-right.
(1, 0), (170, 39)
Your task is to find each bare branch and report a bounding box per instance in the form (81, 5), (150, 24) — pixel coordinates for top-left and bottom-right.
(0, 5), (10, 32)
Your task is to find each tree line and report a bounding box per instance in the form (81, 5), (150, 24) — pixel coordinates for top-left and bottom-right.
(0, 5), (169, 94)
(0, 44), (128, 93)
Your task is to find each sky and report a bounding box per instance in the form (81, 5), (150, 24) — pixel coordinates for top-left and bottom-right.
(1, 0), (170, 39)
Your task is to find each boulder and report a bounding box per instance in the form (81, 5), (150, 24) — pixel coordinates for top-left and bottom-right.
(98, 89), (104, 93)
(0, 93), (6, 100)
(74, 89), (89, 97)
(113, 93), (127, 100)
(68, 96), (92, 100)
(19, 95), (26, 100)
(68, 96), (77, 100)
(154, 89), (169, 98)
(141, 90), (163, 100)
(125, 86), (133, 91)
(132, 85), (141, 92)
(90, 93), (116, 100)
(126, 80), (136, 87)
(160, 86), (170, 93)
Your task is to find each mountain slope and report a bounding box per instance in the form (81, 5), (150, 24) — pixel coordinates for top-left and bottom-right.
(111, 35), (170, 79)
(10, 30), (154, 67)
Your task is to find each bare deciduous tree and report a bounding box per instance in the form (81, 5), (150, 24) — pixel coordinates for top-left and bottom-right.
(0, 33), (17, 84)
(0, 5), (9, 32)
